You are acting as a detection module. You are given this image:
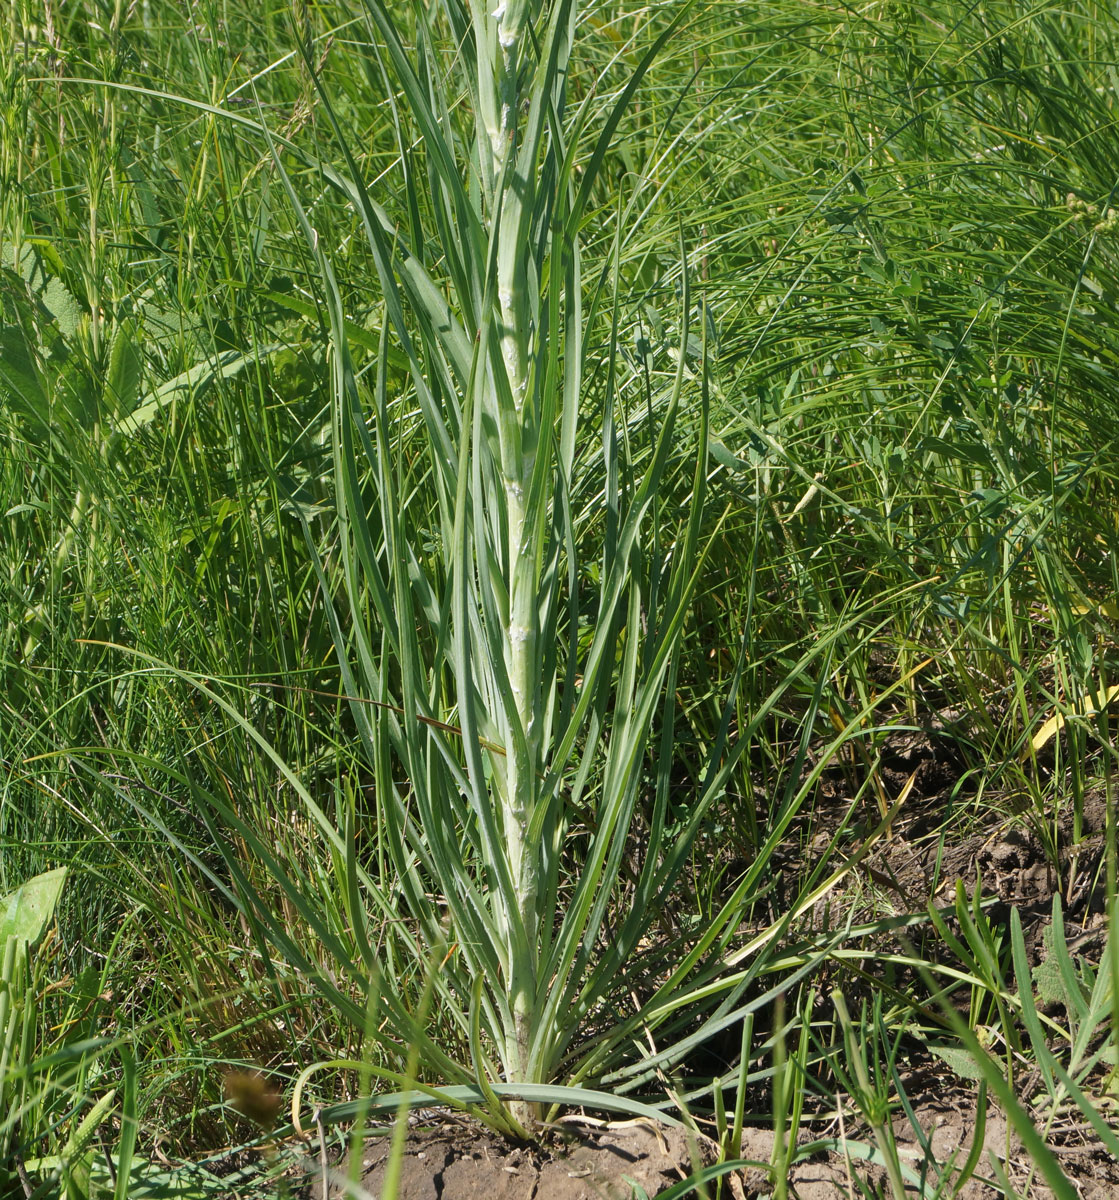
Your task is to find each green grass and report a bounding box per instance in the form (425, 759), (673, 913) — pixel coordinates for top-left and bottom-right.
(2, 0), (1119, 1194)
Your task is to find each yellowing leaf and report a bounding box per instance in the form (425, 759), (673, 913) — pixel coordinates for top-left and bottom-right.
(1029, 684), (1119, 754)
(1070, 600), (1119, 622)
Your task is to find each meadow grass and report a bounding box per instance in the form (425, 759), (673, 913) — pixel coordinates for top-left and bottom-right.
(2, 0), (1118, 1193)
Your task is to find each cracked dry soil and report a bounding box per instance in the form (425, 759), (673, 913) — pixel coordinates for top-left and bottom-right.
(320, 1096), (1119, 1199)
(329, 1118), (704, 1200)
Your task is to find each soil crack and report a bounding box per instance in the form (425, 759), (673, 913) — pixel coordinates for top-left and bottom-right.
(431, 1141), (454, 1199)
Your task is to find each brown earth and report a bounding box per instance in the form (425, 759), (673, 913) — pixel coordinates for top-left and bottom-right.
(323, 1118), (709, 1200)
(297, 1094), (1119, 1199)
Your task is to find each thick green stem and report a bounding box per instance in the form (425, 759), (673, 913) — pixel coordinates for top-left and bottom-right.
(497, 224), (541, 1119)
(472, 0), (545, 1120)
(505, 471), (539, 1096)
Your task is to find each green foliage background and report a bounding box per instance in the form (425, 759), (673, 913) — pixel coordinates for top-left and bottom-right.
(1, 0), (1118, 1190)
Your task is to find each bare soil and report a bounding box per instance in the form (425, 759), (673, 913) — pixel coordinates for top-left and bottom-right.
(325, 1118), (706, 1200)
(305, 1094), (1119, 1199)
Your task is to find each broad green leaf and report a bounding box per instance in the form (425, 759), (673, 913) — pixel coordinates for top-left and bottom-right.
(0, 326), (48, 421)
(927, 1043), (985, 1081)
(41, 275), (84, 338)
(116, 346), (280, 434)
(106, 322), (142, 417)
(0, 868), (68, 953)
(708, 435), (747, 473)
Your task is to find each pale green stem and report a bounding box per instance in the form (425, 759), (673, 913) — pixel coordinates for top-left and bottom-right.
(474, 0), (544, 1114)
(497, 181), (540, 1110)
